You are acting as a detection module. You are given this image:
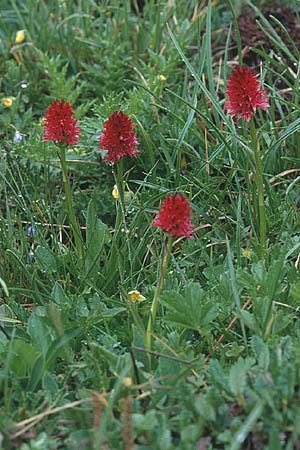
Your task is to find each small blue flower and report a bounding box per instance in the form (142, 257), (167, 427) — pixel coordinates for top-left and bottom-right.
(13, 130), (23, 143)
(25, 249), (35, 266)
(26, 224), (36, 237)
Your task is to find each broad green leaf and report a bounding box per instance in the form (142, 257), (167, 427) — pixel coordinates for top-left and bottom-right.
(236, 310), (260, 334)
(160, 282), (218, 333)
(45, 326), (83, 366)
(27, 353), (45, 391)
(51, 282), (68, 304)
(85, 199), (108, 278)
(35, 246), (57, 272)
(27, 313), (52, 353)
(5, 340), (39, 377)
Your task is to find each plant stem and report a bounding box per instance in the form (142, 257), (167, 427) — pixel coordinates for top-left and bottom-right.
(116, 158), (125, 222)
(146, 234), (173, 351)
(58, 146), (84, 269)
(249, 119), (266, 257)
(106, 160), (125, 286)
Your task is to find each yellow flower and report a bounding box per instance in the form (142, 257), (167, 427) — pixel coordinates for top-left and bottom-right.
(15, 30), (25, 44)
(112, 185), (119, 199)
(112, 185), (133, 201)
(128, 290), (146, 303)
(1, 97), (15, 108)
(123, 377), (133, 388)
(159, 75), (167, 82)
(242, 248), (251, 259)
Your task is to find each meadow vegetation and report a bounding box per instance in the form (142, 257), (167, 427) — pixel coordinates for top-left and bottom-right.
(1, 1), (300, 449)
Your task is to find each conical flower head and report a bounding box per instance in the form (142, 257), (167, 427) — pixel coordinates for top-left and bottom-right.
(43, 99), (80, 145)
(99, 111), (140, 163)
(225, 66), (270, 122)
(153, 193), (193, 238)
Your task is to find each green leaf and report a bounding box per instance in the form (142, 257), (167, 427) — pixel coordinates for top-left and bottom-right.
(167, 24), (233, 130)
(194, 394), (216, 421)
(229, 401), (264, 450)
(132, 410), (158, 431)
(35, 246), (57, 272)
(160, 283), (218, 333)
(272, 310), (291, 335)
(6, 340), (39, 377)
(85, 199), (108, 278)
(236, 310), (260, 334)
(229, 357), (254, 397)
(0, 277), (9, 297)
(27, 353), (45, 391)
(45, 326), (83, 367)
(27, 313), (51, 353)
(51, 282), (68, 304)
(252, 336), (270, 370)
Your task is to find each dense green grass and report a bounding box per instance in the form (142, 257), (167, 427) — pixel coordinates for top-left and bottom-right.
(1, 0), (300, 449)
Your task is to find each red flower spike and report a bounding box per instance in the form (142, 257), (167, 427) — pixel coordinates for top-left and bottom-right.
(153, 193), (193, 238)
(43, 100), (80, 145)
(99, 111), (140, 163)
(225, 66), (270, 122)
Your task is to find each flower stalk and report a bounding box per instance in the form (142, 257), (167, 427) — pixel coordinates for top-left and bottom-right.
(146, 234), (173, 350)
(145, 193), (193, 353)
(58, 146), (84, 269)
(110, 160), (125, 270)
(225, 66), (269, 256)
(249, 119), (266, 256)
(43, 99), (83, 267)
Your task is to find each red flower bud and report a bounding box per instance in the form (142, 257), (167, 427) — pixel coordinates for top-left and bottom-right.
(153, 193), (193, 238)
(99, 111), (140, 163)
(43, 99), (80, 145)
(225, 66), (269, 122)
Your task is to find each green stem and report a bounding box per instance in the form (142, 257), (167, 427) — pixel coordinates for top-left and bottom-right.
(106, 160), (125, 286)
(176, 145), (182, 185)
(112, 160), (125, 237)
(58, 146), (84, 269)
(116, 159), (125, 219)
(249, 119), (266, 257)
(146, 235), (173, 351)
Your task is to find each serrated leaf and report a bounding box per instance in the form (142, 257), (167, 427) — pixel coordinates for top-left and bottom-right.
(208, 359), (229, 391)
(237, 310), (260, 334)
(252, 336), (270, 370)
(195, 394), (216, 421)
(160, 282), (218, 333)
(229, 357), (254, 397)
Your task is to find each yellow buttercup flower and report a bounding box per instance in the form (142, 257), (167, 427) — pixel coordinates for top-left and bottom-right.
(112, 184), (133, 201)
(128, 290), (146, 303)
(1, 97), (15, 108)
(15, 30), (25, 44)
(112, 185), (119, 199)
(242, 248), (251, 259)
(159, 75), (167, 82)
(123, 377), (133, 388)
